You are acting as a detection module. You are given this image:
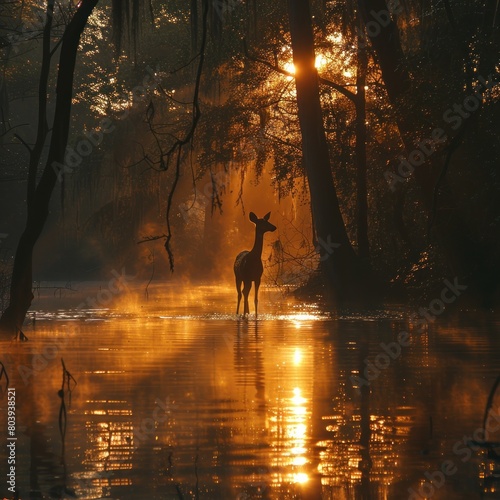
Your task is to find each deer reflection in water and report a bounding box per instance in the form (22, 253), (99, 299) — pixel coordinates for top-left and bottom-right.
(234, 212), (276, 317)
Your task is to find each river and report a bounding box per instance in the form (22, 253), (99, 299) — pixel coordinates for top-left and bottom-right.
(0, 282), (499, 499)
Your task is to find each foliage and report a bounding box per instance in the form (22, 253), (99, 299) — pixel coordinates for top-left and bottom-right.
(1, 0), (499, 296)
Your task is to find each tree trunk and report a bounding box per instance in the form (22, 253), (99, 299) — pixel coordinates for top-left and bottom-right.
(357, 0), (411, 104)
(355, 29), (369, 263)
(0, 0), (99, 335)
(358, 0), (498, 301)
(287, 0), (363, 300)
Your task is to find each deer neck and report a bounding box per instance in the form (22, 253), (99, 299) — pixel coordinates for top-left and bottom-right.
(249, 230), (264, 259)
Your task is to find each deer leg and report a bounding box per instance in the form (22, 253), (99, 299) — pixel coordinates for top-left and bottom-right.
(243, 281), (252, 316)
(254, 278), (261, 318)
(236, 278), (243, 315)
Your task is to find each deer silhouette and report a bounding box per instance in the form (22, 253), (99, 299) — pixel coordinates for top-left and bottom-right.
(234, 212), (277, 317)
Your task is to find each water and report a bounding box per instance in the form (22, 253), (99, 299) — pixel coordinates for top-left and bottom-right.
(0, 283), (499, 499)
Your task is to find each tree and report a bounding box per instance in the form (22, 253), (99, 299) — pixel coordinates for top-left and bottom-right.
(0, 0), (218, 334)
(354, 22), (369, 263)
(286, 0), (366, 300)
(0, 0), (99, 335)
(358, 0), (500, 302)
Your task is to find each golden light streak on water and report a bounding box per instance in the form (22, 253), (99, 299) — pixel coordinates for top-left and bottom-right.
(293, 348), (302, 365)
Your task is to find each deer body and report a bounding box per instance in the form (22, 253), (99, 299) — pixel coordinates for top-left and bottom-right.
(234, 212), (276, 316)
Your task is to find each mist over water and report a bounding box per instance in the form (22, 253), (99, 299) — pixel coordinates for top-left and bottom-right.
(1, 283), (499, 499)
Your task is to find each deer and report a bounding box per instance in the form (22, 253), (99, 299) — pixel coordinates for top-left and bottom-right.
(234, 212), (277, 317)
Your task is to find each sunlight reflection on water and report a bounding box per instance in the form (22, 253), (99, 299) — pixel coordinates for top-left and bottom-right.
(0, 283), (499, 499)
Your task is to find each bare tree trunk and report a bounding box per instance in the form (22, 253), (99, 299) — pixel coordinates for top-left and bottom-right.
(287, 0), (364, 300)
(0, 0), (99, 335)
(355, 29), (369, 263)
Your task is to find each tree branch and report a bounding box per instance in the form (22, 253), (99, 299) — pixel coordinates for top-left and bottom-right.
(163, 0), (208, 271)
(137, 234), (167, 244)
(13, 132), (32, 153)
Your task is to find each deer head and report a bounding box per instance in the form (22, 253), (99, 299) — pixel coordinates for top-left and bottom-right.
(249, 211), (277, 234)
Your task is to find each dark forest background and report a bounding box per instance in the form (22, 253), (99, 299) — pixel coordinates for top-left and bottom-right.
(0, 0), (499, 332)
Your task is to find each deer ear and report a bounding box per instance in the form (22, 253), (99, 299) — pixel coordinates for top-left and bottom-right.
(263, 212), (271, 221)
(249, 212), (258, 223)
